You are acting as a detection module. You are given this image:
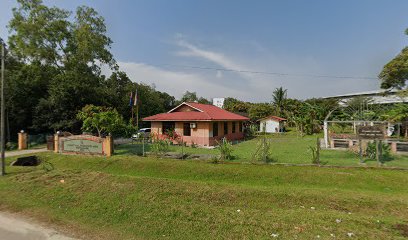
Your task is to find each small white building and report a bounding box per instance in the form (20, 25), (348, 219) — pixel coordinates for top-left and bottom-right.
(258, 116), (287, 133)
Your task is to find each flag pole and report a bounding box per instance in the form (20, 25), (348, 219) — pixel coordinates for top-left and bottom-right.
(131, 105), (134, 125)
(136, 103), (139, 129)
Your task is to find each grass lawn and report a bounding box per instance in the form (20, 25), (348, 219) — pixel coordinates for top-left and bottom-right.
(0, 152), (407, 239)
(116, 134), (408, 168)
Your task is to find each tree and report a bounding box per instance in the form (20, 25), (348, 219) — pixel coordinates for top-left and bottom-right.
(180, 91), (198, 103)
(223, 97), (250, 113)
(379, 29), (408, 89)
(8, 0), (117, 132)
(248, 103), (274, 121)
(77, 105), (124, 137)
(272, 87), (287, 115)
(8, 0), (116, 71)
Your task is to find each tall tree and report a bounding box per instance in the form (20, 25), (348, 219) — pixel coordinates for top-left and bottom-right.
(272, 87), (287, 115)
(379, 29), (408, 89)
(180, 91), (198, 103)
(8, 0), (117, 132)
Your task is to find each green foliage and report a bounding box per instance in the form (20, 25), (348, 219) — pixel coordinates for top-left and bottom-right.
(379, 44), (408, 89)
(366, 142), (391, 160)
(381, 103), (408, 122)
(308, 145), (320, 165)
(216, 138), (234, 161)
(223, 97), (251, 113)
(4, 1), (178, 134)
(245, 123), (258, 138)
(5, 142), (17, 151)
(252, 135), (273, 163)
(272, 87), (287, 115)
(248, 103), (275, 120)
(180, 91), (198, 102)
(151, 139), (170, 158)
(77, 105), (125, 137)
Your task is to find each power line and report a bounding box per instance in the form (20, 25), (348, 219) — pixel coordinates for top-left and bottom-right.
(150, 63), (379, 80)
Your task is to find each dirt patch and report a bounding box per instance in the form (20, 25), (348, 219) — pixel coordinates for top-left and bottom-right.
(394, 223), (408, 237)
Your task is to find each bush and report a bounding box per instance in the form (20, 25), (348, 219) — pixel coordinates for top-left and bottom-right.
(366, 142), (391, 160)
(151, 139), (170, 158)
(252, 138), (273, 163)
(6, 142), (17, 150)
(245, 124), (258, 138)
(308, 146), (319, 164)
(217, 138), (234, 161)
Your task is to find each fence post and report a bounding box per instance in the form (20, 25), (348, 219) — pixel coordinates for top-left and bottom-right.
(142, 136), (145, 157)
(358, 138), (363, 163)
(376, 139), (380, 166)
(316, 137), (320, 165)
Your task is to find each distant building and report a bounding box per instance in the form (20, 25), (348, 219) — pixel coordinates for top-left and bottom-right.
(212, 98), (225, 108)
(143, 102), (249, 147)
(322, 89), (408, 105)
(257, 116), (287, 133)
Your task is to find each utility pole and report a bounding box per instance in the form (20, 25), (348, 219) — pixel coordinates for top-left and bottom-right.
(1, 39), (6, 176)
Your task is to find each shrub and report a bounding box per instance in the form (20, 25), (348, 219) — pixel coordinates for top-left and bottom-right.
(216, 138), (234, 161)
(366, 142), (391, 160)
(252, 138), (273, 163)
(308, 146), (320, 165)
(151, 139), (170, 158)
(245, 124), (258, 138)
(6, 142), (17, 150)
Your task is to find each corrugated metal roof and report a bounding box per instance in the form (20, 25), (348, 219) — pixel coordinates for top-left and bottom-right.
(143, 102), (249, 121)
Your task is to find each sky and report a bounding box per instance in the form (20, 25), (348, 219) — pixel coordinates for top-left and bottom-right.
(1, 0), (408, 102)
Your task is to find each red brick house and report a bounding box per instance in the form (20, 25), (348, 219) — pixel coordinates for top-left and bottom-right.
(143, 102), (249, 146)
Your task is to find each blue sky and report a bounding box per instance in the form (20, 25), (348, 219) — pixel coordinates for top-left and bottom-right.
(1, 0), (408, 101)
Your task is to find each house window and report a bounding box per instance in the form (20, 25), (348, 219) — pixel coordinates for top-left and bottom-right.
(224, 122), (228, 135)
(239, 122), (243, 132)
(232, 122), (236, 133)
(162, 121), (175, 134)
(183, 123), (191, 136)
(213, 122), (218, 137)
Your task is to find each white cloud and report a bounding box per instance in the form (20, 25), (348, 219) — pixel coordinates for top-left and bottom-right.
(114, 61), (244, 100)
(104, 35), (379, 102)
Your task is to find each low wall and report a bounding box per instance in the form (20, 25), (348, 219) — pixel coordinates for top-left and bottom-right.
(329, 137), (408, 154)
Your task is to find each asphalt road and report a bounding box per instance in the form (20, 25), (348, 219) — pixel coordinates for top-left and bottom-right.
(0, 212), (76, 240)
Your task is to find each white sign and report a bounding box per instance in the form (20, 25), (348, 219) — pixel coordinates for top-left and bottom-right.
(213, 98), (225, 108)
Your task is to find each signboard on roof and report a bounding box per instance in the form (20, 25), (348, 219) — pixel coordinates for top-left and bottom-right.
(212, 98), (225, 108)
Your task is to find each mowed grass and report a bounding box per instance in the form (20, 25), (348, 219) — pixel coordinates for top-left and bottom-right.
(0, 153), (407, 239)
(116, 134), (408, 168)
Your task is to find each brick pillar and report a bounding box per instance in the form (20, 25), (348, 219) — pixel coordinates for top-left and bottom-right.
(18, 131), (27, 150)
(104, 135), (113, 157)
(54, 133), (60, 153)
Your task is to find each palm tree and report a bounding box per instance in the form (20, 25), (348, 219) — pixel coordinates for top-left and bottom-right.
(272, 87), (287, 115)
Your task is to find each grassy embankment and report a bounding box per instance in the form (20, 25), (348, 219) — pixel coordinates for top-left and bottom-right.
(0, 151), (407, 239)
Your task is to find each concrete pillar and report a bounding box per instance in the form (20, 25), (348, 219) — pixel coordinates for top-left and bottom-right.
(324, 121), (328, 148)
(391, 142), (397, 154)
(348, 140), (354, 148)
(104, 135), (113, 157)
(330, 138), (335, 148)
(18, 131), (27, 150)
